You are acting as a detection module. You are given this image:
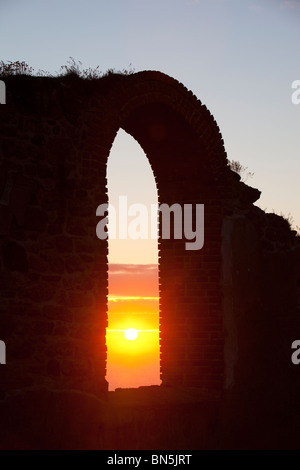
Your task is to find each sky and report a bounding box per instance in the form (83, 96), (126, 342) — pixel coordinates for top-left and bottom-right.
(1, 0), (300, 266)
(107, 130), (159, 264)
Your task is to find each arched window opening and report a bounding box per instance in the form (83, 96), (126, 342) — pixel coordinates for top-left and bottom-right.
(105, 129), (161, 391)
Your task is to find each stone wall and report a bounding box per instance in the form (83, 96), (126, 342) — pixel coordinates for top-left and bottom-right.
(0, 71), (299, 449)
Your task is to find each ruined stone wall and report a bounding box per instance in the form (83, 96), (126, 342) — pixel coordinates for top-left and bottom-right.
(0, 75), (109, 396)
(220, 178), (300, 448)
(0, 71), (231, 398)
(0, 71), (299, 449)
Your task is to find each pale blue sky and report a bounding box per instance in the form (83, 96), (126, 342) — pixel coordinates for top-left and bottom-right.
(1, 0), (300, 263)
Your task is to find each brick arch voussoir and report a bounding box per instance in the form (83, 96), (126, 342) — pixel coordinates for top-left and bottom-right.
(81, 71), (228, 187)
(110, 71), (228, 168)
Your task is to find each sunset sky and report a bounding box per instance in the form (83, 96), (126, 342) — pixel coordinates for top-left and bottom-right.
(106, 262), (160, 389)
(106, 134), (160, 389)
(1, 0), (300, 229)
(1, 0), (299, 389)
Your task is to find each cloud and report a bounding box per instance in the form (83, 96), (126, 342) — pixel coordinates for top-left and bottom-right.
(109, 264), (158, 275)
(280, 1), (300, 8)
(108, 264), (159, 297)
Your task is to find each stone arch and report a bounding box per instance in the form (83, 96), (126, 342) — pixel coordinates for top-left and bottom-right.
(79, 71), (228, 391)
(0, 70), (230, 398)
(1, 70), (300, 449)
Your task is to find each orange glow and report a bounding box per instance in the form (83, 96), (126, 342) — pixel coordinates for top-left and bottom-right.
(105, 293), (161, 391)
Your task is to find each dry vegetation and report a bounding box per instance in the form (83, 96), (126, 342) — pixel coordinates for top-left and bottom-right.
(0, 57), (135, 79)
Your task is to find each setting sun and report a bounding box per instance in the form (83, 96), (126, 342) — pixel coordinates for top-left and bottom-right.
(105, 294), (161, 390)
(124, 328), (138, 341)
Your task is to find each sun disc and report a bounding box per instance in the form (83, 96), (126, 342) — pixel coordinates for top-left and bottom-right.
(124, 328), (138, 341)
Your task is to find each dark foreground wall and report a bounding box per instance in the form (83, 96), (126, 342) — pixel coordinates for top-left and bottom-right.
(0, 71), (299, 449)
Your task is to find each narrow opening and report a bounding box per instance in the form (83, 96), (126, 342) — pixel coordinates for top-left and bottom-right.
(105, 129), (161, 391)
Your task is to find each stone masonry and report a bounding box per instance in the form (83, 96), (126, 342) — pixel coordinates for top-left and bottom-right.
(0, 71), (299, 449)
